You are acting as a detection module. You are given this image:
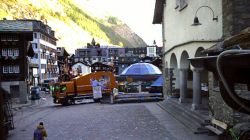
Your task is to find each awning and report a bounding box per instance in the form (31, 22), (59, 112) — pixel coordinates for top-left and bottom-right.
(151, 75), (163, 87)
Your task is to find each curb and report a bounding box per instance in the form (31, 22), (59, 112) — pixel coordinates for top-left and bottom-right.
(12, 99), (45, 112)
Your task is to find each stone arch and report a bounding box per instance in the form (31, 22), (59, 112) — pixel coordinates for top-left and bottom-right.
(170, 53), (179, 91)
(180, 50), (190, 69)
(179, 51), (192, 100)
(170, 53), (177, 68)
(195, 47), (205, 57)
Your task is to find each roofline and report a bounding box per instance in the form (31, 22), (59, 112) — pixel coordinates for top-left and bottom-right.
(152, 0), (165, 24)
(0, 19), (57, 40)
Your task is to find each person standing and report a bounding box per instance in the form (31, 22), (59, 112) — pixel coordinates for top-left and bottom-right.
(91, 78), (102, 102)
(34, 122), (47, 140)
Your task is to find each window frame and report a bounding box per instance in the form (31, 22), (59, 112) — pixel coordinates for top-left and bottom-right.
(3, 66), (8, 73)
(14, 65), (20, 73)
(176, 0), (188, 11)
(13, 49), (19, 57)
(9, 65), (14, 73)
(2, 48), (8, 56)
(8, 49), (13, 56)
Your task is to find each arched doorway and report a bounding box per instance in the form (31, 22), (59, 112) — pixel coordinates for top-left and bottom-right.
(179, 51), (190, 102)
(163, 61), (169, 96)
(170, 53), (179, 97)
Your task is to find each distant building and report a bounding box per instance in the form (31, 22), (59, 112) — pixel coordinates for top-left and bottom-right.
(120, 46), (162, 73)
(0, 19), (58, 102)
(118, 54), (140, 74)
(74, 40), (162, 75)
(75, 42), (125, 74)
(124, 45), (162, 58)
(0, 20), (34, 103)
(57, 47), (70, 82)
(28, 20), (58, 85)
(71, 62), (91, 76)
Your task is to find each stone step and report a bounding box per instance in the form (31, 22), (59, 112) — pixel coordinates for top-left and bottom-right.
(157, 99), (210, 134)
(157, 101), (202, 133)
(115, 97), (163, 103)
(114, 93), (163, 103)
(168, 100), (210, 124)
(115, 93), (162, 98)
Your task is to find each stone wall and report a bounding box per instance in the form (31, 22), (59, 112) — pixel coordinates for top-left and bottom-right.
(1, 81), (28, 104)
(208, 72), (234, 125)
(208, 72), (250, 126)
(223, 0), (250, 38)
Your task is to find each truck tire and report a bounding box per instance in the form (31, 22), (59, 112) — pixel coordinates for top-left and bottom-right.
(93, 98), (100, 103)
(62, 97), (71, 106)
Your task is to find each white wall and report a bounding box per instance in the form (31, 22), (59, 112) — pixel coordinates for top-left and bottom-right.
(165, 42), (216, 68)
(72, 63), (91, 75)
(162, 0), (223, 69)
(163, 0), (223, 53)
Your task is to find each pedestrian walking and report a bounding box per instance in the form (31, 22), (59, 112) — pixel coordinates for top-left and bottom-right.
(34, 122), (47, 140)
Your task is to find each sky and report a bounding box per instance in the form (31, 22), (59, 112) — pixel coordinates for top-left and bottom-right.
(76, 0), (163, 46)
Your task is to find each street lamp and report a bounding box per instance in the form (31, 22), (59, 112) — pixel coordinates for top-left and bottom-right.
(192, 6), (218, 26)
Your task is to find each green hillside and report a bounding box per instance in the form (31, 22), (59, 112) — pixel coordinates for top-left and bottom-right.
(0, 0), (146, 53)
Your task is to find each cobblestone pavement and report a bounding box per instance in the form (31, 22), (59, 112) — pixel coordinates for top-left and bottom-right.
(8, 96), (217, 140)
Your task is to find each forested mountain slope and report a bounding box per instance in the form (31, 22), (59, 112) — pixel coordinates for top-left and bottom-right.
(0, 0), (147, 53)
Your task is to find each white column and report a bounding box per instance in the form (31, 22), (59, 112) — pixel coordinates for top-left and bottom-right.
(179, 69), (188, 103)
(192, 68), (202, 110)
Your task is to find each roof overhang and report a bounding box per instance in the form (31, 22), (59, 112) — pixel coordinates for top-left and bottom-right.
(152, 0), (165, 24)
(203, 27), (250, 55)
(0, 32), (33, 41)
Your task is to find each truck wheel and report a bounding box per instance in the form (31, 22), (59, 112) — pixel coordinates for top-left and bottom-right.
(93, 98), (100, 102)
(62, 98), (71, 106)
(71, 98), (75, 104)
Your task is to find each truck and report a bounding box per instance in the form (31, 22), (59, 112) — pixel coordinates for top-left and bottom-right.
(52, 71), (117, 105)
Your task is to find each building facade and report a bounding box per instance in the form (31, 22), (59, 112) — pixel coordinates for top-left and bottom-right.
(0, 20), (34, 103)
(29, 20), (58, 85)
(153, 0), (223, 109)
(153, 0), (250, 125)
(0, 19), (58, 102)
